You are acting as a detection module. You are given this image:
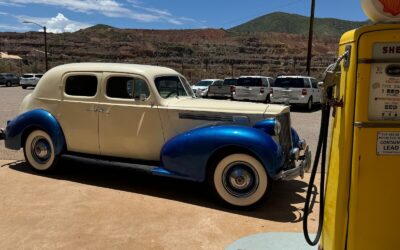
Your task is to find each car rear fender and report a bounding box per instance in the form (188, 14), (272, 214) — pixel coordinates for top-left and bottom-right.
(5, 109), (66, 155)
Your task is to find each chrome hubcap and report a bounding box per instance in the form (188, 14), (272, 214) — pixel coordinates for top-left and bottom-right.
(31, 136), (51, 164)
(222, 162), (259, 198)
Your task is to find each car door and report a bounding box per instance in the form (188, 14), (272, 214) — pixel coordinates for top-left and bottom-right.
(98, 73), (164, 161)
(58, 73), (101, 155)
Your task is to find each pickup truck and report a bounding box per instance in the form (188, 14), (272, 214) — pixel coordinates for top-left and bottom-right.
(0, 63), (310, 208)
(208, 78), (237, 99)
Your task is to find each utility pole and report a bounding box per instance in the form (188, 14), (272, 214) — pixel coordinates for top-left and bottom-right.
(306, 0), (316, 76)
(23, 20), (48, 71)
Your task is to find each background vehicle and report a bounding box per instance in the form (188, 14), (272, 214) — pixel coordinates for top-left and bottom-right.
(208, 78), (237, 99)
(232, 76), (274, 103)
(0, 73), (19, 87)
(191, 79), (222, 97)
(270, 76), (321, 111)
(20, 74), (43, 89)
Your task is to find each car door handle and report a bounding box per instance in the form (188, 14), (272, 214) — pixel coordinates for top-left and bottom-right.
(87, 108), (97, 112)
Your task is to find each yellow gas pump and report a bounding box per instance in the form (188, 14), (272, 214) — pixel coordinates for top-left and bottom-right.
(303, 1), (400, 249)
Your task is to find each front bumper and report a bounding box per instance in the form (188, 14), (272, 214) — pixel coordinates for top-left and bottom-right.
(277, 145), (312, 181)
(0, 128), (5, 141)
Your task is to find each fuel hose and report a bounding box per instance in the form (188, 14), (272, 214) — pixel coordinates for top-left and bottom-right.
(303, 88), (332, 246)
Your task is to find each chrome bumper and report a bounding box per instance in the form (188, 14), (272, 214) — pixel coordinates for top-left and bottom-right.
(277, 145), (312, 181)
(0, 128), (5, 141)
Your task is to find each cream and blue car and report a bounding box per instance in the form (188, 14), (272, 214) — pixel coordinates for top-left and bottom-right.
(0, 63), (310, 207)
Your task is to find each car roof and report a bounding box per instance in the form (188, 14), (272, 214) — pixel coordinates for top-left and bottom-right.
(47, 63), (179, 79)
(199, 79), (221, 81)
(277, 75), (314, 78)
(239, 76), (272, 78)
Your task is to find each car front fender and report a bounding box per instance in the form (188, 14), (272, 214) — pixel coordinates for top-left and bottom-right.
(5, 109), (66, 155)
(160, 125), (283, 182)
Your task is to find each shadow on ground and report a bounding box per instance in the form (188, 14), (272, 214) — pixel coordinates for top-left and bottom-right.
(4, 160), (318, 223)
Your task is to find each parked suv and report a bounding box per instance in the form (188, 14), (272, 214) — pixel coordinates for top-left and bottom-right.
(191, 79), (222, 97)
(232, 76), (274, 103)
(208, 78), (237, 99)
(271, 76), (321, 111)
(0, 73), (19, 87)
(20, 73), (43, 89)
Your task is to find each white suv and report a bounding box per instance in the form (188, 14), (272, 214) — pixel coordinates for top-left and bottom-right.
(232, 76), (274, 103)
(20, 73), (43, 89)
(271, 76), (321, 111)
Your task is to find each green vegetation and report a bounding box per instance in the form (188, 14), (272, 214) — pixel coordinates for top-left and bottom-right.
(230, 12), (369, 37)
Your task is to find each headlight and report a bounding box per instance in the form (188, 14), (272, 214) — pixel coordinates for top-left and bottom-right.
(274, 120), (281, 135)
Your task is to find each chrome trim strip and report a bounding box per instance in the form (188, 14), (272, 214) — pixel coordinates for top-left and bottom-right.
(358, 58), (400, 64)
(354, 122), (400, 128)
(179, 113), (233, 122)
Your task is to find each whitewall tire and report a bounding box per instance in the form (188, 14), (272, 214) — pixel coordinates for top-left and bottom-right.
(24, 130), (58, 172)
(211, 153), (269, 207)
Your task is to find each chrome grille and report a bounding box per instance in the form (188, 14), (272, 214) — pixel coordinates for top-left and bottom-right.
(276, 112), (292, 164)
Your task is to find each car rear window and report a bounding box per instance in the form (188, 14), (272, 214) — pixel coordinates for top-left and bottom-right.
(237, 78), (262, 87)
(195, 80), (213, 87)
(223, 79), (237, 86)
(65, 75), (98, 97)
(274, 78), (306, 88)
(22, 74), (34, 78)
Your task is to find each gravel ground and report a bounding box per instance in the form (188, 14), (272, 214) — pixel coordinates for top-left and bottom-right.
(0, 86), (322, 162)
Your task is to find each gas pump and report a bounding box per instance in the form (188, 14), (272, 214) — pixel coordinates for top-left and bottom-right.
(303, 1), (400, 249)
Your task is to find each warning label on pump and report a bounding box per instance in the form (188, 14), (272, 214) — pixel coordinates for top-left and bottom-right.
(377, 132), (400, 155)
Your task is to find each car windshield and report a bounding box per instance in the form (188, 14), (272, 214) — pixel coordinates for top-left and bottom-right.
(195, 80), (213, 87)
(237, 78), (262, 87)
(155, 76), (193, 99)
(22, 74), (34, 78)
(223, 79), (237, 86)
(274, 78), (306, 88)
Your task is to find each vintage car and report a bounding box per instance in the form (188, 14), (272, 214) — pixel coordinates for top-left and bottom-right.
(0, 63), (311, 208)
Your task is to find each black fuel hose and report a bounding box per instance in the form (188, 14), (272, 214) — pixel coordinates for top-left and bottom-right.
(303, 88), (332, 246)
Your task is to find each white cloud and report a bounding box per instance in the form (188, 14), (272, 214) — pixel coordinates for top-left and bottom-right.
(5, 0), (197, 25)
(20, 13), (91, 33)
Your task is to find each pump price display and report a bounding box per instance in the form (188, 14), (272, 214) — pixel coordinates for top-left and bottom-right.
(368, 44), (400, 121)
(377, 132), (400, 155)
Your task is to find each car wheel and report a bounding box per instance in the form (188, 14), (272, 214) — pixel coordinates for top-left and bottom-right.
(306, 98), (313, 111)
(210, 153), (269, 207)
(24, 130), (58, 172)
(6, 81), (11, 87)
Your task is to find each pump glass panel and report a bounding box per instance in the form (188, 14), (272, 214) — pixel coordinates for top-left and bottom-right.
(368, 43), (400, 121)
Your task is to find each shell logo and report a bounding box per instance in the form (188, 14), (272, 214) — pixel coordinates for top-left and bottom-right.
(361, 0), (400, 22)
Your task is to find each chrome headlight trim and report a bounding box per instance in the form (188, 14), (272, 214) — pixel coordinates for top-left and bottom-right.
(274, 120), (281, 136)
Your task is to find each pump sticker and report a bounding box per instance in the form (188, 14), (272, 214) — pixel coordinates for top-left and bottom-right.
(377, 132), (400, 155)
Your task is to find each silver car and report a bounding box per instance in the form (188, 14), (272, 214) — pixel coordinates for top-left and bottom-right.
(20, 73), (43, 89)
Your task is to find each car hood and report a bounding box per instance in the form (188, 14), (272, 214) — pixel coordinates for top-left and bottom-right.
(191, 86), (208, 90)
(164, 97), (288, 116)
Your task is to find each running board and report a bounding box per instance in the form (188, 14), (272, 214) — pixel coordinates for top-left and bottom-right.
(61, 154), (187, 180)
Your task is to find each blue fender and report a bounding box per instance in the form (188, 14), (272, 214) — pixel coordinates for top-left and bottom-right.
(291, 128), (300, 147)
(160, 125), (284, 182)
(5, 109), (66, 155)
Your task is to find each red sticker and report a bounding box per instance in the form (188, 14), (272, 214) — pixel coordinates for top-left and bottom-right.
(379, 0), (400, 16)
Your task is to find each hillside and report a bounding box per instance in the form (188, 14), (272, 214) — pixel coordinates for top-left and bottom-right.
(0, 13), (343, 81)
(230, 12), (369, 37)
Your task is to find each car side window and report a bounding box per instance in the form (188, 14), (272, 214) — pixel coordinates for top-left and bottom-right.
(262, 78), (268, 87)
(65, 75), (98, 97)
(303, 78), (311, 88)
(311, 79), (318, 89)
(106, 76), (150, 100)
(213, 81), (223, 86)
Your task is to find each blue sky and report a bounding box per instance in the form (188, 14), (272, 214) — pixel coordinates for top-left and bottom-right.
(0, 0), (368, 33)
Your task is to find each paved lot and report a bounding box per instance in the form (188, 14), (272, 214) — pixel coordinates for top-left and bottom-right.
(0, 86), (321, 249)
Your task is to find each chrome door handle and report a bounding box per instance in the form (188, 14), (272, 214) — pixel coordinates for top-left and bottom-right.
(87, 108), (97, 112)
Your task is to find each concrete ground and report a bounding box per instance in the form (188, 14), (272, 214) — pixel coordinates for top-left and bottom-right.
(0, 86), (322, 249)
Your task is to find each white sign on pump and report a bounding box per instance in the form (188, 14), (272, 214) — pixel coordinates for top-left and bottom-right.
(361, 0), (400, 22)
